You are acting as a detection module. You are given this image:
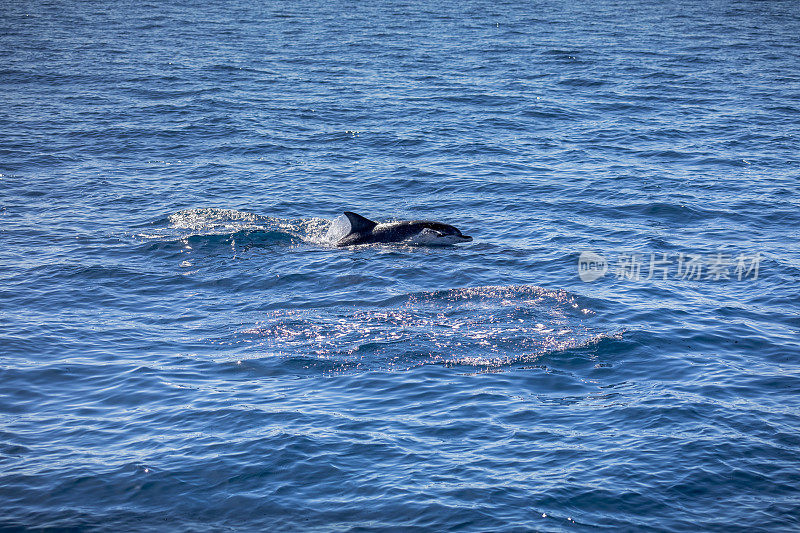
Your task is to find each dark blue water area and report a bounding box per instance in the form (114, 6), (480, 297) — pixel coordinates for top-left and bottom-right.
(2, 0), (800, 530)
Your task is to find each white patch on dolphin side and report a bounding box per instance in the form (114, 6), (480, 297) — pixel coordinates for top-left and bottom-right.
(404, 228), (460, 246)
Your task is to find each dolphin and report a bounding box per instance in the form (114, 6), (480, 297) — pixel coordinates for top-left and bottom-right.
(335, 211), (473, 247)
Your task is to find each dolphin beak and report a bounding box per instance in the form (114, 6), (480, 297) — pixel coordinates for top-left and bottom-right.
(462, 235), (473, 242)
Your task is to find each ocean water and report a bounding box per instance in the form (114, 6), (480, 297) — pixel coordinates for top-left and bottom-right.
(1, 0), (799, 530)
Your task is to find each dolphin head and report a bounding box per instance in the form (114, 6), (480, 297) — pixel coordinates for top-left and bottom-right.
(409, 222), (473, 245)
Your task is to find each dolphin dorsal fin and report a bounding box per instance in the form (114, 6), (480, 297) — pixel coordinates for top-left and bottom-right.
(343, 211), (378, 235)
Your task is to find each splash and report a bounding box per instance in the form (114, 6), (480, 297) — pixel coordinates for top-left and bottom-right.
(136, 208), (334, 248)
(322, 213), (351, 244)
(167, 208), (262, 231)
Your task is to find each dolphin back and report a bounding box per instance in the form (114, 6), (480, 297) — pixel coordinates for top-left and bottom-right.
(336, 212), (471, 246)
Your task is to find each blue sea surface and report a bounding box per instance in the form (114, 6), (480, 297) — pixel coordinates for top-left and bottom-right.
(1, 0), (799, 530)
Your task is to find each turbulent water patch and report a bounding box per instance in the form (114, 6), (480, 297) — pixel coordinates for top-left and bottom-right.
(135, 208), (336, 249)
(236, 285), (620, 371)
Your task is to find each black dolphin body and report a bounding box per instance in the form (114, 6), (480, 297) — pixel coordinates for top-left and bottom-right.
(336, 212), (472, 247)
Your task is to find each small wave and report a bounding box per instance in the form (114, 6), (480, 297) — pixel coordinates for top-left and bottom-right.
(557, 77), (606, 87)
(140, 230), (300, 252)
